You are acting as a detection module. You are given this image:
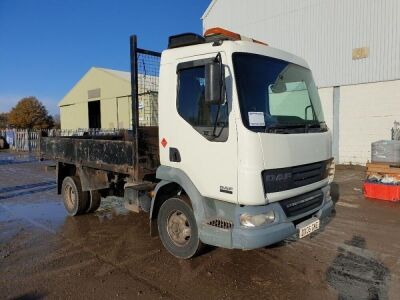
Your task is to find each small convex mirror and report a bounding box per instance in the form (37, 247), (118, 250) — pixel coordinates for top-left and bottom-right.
(269, 82), (287, 93)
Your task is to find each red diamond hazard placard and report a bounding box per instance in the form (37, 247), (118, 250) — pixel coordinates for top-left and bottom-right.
(161, 138), (167, 148)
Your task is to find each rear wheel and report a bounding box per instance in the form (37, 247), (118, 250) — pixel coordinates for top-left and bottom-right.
(157, 196), (204, 259)
(86, 190), (101, 213)
(61, 176), (89, 216)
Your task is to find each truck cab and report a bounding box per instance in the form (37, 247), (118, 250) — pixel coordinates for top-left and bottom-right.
(43, 28), (334, 259)
(153, 28), (334, 257)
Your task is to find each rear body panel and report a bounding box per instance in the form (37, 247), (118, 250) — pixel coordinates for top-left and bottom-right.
(40, 126), (159, 180)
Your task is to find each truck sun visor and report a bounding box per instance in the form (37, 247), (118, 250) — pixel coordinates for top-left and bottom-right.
(168, 33), (205, 49)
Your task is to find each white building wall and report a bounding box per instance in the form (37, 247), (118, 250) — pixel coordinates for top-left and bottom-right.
(202, 0), (400, 88)
(339, 80), (400, 164)
(318, 87), (334, 131)
(316, 82), (400, 165)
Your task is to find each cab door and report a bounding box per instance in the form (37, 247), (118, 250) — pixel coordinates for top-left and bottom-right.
(161, 52), (238, 204)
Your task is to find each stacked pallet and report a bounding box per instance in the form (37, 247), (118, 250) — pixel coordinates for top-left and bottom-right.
(364, 162), (400, 202)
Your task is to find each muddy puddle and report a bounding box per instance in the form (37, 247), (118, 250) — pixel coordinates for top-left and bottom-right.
(0, 181), (56, 200)
(0, 192), (131, 232)
(0, 201), (66, 229)
(0, 153), (38, 165)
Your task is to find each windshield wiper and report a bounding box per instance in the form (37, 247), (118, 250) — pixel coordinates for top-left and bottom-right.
(307, 121), (323, 127)
(265, 123), (307, 133)
(265, 121), (326, 133)
(307, 121), (328, 132)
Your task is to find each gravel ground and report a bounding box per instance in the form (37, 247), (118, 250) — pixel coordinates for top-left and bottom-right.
(0, 150), (399, 300)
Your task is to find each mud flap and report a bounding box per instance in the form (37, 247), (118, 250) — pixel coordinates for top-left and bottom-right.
(78, 167), (109, 192)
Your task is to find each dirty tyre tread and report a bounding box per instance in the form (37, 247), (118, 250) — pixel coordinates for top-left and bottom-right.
(157, 196), (204, 259)
(86, 190), (101, 213)
(61, 176), (89, 216)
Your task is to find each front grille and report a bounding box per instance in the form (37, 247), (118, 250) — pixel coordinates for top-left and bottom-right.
(207, 218), (233, 230)
(279, 190), (323, 218)
(292, 162), (325, 187)
(262, 160), (328, 193)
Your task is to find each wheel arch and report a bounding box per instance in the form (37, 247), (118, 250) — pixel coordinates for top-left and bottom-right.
(57, 162), (77, 194)
(149, 166), (207, 236)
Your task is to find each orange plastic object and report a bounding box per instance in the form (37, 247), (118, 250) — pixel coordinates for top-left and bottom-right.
(363, 182), (400, 202)
(204, 27), (241, 40)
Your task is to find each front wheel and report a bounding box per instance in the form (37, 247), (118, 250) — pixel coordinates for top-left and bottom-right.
(157, 196), (204, 259)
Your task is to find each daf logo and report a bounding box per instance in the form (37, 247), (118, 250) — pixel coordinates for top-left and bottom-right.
(220, 186), (233, 194)
(265, 173), (292, 182)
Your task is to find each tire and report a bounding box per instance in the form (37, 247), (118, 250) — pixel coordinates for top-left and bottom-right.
(157, 196), (204, 259)
(86, 190), (101, 213)
(61, 176), (89, 216)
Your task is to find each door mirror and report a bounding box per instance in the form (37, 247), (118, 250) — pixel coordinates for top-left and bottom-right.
(205, 61), (223, 105)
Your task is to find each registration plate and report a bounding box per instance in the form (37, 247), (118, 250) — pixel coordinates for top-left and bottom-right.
(297, 218), (320, 238)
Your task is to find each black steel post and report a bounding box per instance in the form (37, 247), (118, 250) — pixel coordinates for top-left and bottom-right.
(130, 35), (139, 137)
(130, 35), (139, 180)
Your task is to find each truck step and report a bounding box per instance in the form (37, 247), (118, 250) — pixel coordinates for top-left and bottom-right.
(124, 185), (152, 213)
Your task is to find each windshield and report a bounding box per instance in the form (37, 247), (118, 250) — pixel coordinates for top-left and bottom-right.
(233, 53), (326, 133)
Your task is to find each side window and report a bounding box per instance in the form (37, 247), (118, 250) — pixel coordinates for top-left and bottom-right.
(177, 65), (229, 142)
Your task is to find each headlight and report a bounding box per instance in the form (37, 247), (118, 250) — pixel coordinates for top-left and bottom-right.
(240, 211), (275, 227)
(327, 160), (335, 183)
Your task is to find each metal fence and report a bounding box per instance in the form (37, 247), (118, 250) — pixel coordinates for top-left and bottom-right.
(137, 50), (160, 127)
(0, 128), (124, 152)
(0, 129), (40, 152)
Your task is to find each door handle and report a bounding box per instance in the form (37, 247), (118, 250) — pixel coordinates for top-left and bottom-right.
(169, 147), (181, 162)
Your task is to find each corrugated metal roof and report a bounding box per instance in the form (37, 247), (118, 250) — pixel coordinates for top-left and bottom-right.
(202, 0), (400, 87)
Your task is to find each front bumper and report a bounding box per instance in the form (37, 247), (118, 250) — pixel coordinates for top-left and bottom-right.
(199, 185), (333, 249)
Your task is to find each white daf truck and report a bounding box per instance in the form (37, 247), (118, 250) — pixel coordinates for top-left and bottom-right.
(41, 28), (335, 259)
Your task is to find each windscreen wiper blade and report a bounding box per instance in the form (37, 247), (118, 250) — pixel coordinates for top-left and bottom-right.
(265, 123), (307, 133)
(307, 121), (323, 128)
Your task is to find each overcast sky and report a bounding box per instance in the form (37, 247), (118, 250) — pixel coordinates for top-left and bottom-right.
(0, 0), (210, 115)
